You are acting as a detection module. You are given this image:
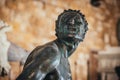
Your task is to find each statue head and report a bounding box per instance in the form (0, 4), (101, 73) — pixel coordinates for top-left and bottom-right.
(55, 9), (88, 42)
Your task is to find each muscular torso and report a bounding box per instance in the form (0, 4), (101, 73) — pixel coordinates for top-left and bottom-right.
(17, 40), (72, 80)
(44, 44), (72, 80)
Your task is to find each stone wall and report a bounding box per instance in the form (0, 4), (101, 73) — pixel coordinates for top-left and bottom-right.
(0, 0), (120, 80)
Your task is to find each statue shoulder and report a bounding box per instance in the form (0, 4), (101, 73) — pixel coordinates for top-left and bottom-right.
(24, 42), (61, 73)
(35, 42), (60, 59)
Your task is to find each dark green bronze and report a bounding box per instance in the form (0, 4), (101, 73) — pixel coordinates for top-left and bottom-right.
(16, 9), (88, 80)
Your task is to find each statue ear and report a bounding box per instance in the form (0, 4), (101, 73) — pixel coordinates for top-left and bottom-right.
(56, 20), (60, 29)
(55, 20), (59, 37)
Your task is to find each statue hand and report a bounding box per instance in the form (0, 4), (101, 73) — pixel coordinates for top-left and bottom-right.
(0, 61), (11, 77)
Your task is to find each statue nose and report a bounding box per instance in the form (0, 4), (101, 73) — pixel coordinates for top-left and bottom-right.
(68, 19), (74, 25)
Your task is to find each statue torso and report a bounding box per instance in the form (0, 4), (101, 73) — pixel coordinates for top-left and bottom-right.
(44, 41), (72, 80)
(23, 40), (72, 80)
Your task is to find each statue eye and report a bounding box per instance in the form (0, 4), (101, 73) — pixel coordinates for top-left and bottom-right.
(75, 19), (83, 25)
(76, 22), (82, 25)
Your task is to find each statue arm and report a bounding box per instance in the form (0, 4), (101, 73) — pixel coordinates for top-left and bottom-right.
(16, 46), (60, 80)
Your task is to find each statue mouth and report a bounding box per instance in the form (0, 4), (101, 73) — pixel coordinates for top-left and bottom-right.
(67, 27), (77, 34)
(66, 28), (84, 41)
(67, 28), (77, 37)
(68, 28), (76, 32)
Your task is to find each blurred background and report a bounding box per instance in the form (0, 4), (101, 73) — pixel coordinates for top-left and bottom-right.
(0, 0), (120, 80)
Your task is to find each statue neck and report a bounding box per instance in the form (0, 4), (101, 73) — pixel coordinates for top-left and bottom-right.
(56, 38), (80, 56)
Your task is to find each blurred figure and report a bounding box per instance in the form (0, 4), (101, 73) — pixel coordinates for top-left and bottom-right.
(0, 20), (12, 76)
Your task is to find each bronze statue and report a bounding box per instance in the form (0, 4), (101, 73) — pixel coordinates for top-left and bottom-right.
(16, 9), (88, 80)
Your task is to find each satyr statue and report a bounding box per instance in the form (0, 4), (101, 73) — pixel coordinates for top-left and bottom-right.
(16, 9), (88, 80)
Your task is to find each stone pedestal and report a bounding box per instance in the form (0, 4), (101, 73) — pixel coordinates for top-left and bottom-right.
(98, 47), (120, 80)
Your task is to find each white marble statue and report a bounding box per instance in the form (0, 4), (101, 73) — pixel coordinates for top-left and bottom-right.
(0, 20), (12, 76)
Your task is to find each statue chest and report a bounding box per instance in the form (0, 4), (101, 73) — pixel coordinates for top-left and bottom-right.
(56, 53), (72, 80)
(44, 53), (72, 80)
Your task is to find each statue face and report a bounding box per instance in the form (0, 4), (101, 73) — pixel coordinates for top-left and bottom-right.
(57, 13), (86, 41)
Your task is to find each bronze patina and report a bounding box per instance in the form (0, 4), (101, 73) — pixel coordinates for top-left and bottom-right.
(16, 9), (88, 80)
